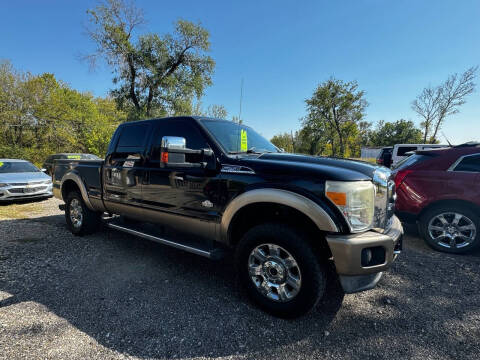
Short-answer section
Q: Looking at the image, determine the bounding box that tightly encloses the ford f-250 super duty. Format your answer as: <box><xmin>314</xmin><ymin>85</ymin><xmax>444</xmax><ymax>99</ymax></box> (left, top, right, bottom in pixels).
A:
<box><xmin>53</xmin><ymin>116</ymin><xmax>403</xmax><ymax>318</ymax></box>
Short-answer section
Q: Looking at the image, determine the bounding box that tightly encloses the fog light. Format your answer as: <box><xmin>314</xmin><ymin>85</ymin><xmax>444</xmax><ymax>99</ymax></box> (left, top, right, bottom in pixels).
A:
<box><xmin>361</xmin><ymin>248</ymin><xmax>373</xmax><ymax>266</ymax></box>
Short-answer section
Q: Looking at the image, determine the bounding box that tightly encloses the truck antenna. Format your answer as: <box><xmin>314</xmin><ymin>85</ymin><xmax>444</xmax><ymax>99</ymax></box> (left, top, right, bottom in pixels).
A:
<box><xmin>442</xmin><ymin>132</ymin><xmax>452</xmax><ymax>147</ymax></box>
<box><xmin>238</xmin><ymin>78</ymin><xmax>244</xmax><ymax>124</ymax></box>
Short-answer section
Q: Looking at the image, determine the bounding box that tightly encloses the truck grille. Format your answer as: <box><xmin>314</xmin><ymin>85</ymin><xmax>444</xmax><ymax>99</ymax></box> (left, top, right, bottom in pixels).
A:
<box><xmin>372</xmin><ymin>168</ymin><xmax>395</xmax><ymax>232</ymax></box>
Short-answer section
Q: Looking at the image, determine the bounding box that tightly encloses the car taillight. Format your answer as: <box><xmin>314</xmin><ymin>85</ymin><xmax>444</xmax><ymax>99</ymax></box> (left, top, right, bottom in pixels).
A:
<box><xmin>394</xmin><ymin>169</ymin><xmax>412</xmax><ymax>189</ymax></box>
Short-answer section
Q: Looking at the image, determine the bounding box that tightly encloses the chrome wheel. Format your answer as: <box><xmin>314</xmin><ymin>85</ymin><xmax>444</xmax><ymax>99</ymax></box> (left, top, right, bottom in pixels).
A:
<box><xmin>248</xmin><ymin>243</ymin><xmax>302</xmax><ymax>302</ymax></box>
<box><xmin>428</xmin><ymin>212</ymin><xmax>476</xmax><ymax>249</ymax></box>
<box><xmin>69</xmin><ymin>198</ymin><xmax>83</xmax><ymax>229</ymax></box>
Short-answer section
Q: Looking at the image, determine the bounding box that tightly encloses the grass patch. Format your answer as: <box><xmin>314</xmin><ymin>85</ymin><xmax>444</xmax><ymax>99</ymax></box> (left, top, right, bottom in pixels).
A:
<box><xmin>350</xmin><ymin>157</ymin><xmax>377</xmax><ymax>164</ymax></box>
<box><xmin>0</xmin><ymin>201</ymin><xmax>47</xmax><ymax>219</ymax></box>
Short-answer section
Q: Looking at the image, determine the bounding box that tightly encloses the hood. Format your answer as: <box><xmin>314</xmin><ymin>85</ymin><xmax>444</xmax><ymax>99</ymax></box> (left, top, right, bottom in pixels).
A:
<box><xmin>241</xmin><ymin>153</ymin><xmax>378</xmax><ymax>181</ymax></box>
<box><xmin>0</xmin><ymin>171</ymin><xmax>51</xmax><ymax>184</ymax></box>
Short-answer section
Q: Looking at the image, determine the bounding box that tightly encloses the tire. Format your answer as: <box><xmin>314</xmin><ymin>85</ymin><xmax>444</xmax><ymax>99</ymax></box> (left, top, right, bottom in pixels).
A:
<box><xmin>235</xmin><ymin>223</ymin><xmax>327</xmax><ymax>318</ymax></box>
<box><xmin>65</xmin><ymin>191</ymin><xmax>101</xmax><ymax>236</ymax></box>
<box><xmin>419</xmin><ymin>204</ymin><xmax>480</xmax><ymax>254</ymax></box>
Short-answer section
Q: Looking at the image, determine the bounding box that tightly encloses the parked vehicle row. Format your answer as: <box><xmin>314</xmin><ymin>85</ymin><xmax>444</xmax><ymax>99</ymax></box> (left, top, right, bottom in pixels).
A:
<box><xmin>2</xmin><ymin>120</ymin><xmax>478</xmax><ymax>317</ymax></box>
<box><xmin>0</xmin><ymin>153</ymin><xmax>101</xmax><ymax>202</ymax></box>
<box><xmin>377</xmin><ymin>144</ymin><xmax>449</xmax><ymax>168</ymax></box>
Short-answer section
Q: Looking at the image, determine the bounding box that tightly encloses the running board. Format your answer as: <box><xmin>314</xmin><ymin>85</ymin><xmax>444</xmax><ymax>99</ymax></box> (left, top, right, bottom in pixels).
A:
<box><xmin>104</xmin><ymin>221</ymin><xmax>224</xmax><ymax>260</ymax></box>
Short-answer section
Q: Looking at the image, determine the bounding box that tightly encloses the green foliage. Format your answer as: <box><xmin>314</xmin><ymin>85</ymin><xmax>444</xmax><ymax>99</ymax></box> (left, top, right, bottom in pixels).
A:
<box><xmin>270</xmin><ymin>79</ymin><xmax>425</xmax><ymax>157</ymax></box>
<box><xmin>0</xmin><ymin>60</ymin><xmax>125</xmax><ymax>166</ymax></box>
<box><xmin>85</xmin><ymin>0</ymin><xmax>215</xmax><ymax>120</ymax></box>
<box><xmin>271</xmin><ymin>132</ymin><xmax>295</xmax><ymax>153</ymax></box>
<box><xmin>304</xmin><ymin>78</ymin><xmax>367</xmax><ymax>157</ymax></box>
<box><xmin>231</xmin><ymin>116</ymin><xmax>243</xmax><ymax>124</ymax></box>
<box><xmin>369</xmin><ymin>119</ymin><xmax>423</xmax><ymax>146</ymax></box>
<box><xmin>205</xmin><ymin>104</ymin><xmax>228</xmax><ymax>119</ymax></box>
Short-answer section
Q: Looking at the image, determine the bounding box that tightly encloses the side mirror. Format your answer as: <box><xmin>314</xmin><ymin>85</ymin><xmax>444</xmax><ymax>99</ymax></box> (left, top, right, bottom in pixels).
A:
<box><xmin>41</xmin><ymin>168</ymin><xmax>47</xmax><ymax>173</ymax></box>
<box><xmin>160</xmin><ymin>136</ymin><xmax>214</xmax><ymax>169</ymax></box>
<box><xmin>161</xmin><ymin>136</ymin><xmax>187</xmax><ymax>165</ymax></box>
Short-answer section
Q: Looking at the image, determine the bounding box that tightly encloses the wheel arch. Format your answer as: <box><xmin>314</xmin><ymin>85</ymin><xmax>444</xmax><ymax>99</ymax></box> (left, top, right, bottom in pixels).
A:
<box><xmin>221</xmin><ymin>189</ymin><xmax>338</xmax><ymax>257</ymax></box>
<box><xmin>61</xmin><ymin>173</ymin><xmax>95</xmax><ymax>210</ymax></box>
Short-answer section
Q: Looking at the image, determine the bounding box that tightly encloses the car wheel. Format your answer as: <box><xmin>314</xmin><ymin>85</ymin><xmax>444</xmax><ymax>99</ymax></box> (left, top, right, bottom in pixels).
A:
<box><xmin>419</xmin><ymin>205</ymin><xmax>480</xmax><ymax>254</ymax></box>
<box><xmin>65</xmin><ymin>191</ymin><xmax>101</xmax><ymax>236</ymax></box>
<box><xmin>235</xmin><ymin>223</ymin><xmax>327</xmax><ymax>318</ymax></box>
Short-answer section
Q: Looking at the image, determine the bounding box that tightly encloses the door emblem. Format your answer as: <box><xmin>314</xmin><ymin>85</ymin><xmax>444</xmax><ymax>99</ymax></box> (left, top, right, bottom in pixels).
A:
<box><xmin>201</xmin><ymin>200</ymin><xmax>214</xmax><ymax>208</ymax></box>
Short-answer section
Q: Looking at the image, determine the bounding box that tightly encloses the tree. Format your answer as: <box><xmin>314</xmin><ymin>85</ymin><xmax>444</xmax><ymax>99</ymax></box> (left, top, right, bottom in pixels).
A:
<box><xmin>369</xmin><ymin>119</ymin><xmax>423</xmax><ymax>146</ymax></box>
<box><xmin>84</xmin><ymin>0</ymin><xmax>215</xmax><ymax>119</ymax></box>
<box><xmin>271</xmin><ymin>132</ymin><xmax>296</xmax><ymax>153</ymax></box>
<box><xmin>412</xmin><ymin>66</ymin><xmax>477</xmax><ymax>143</ymax></box>
<box><xmin>305</xmin><ymin>78</ymin><xmax>367</xmax><ymax>157</ymax></box>
<box><xmin>0</xmin><ymin>60</ymin><xmax>126</xmax><ymax>165</ymax></box>
<box><xmin>205</xmin><ymin>104</ymin><xmax>227</xmax><ymax>118</ymax></box>
<box><xmin>232</xmin><ymin>116</ymin><xmax>243</xmax><ymax>124</ymax></box>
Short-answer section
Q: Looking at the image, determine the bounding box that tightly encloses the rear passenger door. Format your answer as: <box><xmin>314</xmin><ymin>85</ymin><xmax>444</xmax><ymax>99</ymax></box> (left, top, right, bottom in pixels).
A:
<box><xmin>103</xmin><ymin>122</ymin><xmax>151</xmax><ymax>218</ymax></box>
<box><xmin>448</xmin><ymin>153</ymin><xmax>480</xmax><ymax>202</ymax></box>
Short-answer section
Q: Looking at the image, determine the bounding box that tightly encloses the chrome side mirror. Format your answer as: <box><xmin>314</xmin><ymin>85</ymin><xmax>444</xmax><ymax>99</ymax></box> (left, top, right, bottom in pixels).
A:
<box><xmin>161</xmin><ymin>136</ymin><xmax>186</xmax><ymax>165</ymax></box>
<box><xmin>160</xmin><ymin>136</ymin><xmax>215</xmax><ymax>169</ymax></box>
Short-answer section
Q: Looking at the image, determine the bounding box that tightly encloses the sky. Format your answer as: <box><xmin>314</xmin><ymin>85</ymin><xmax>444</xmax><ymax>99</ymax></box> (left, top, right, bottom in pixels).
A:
<box><xmin>1</xmin><ymin>0</ymin><xmax>479</xmax><ymax>144</ymax></box>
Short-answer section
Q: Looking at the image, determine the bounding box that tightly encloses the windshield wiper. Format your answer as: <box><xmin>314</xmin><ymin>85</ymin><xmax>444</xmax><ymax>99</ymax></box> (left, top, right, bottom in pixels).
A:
<box><xmin>228</xmin><ymin>147</ymin><xmax>264</xmax><ymax>155</ymax></box>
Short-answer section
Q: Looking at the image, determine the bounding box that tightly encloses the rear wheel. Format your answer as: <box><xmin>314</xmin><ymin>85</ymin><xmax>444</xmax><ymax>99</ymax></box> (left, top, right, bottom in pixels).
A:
<box><xmin>65</xmin><ymin>191</ymin><xmax>101</xmax><ymax>236</ymax></box>
<box><xmin>235</xmin><ymin>223</ymin><xmax>327</xmax><ymax>318</ymax></box>
<box><xmin>419</xmin><ymin>205</ymin><xmax>480</xmax><ymax>254</ymax></box>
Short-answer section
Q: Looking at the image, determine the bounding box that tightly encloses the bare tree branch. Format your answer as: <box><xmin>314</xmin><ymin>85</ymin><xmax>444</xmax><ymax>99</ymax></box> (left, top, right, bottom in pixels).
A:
<box><xmin>412</xmin><ymin>66</ymin><xmax>477</xmax><ymax>143</ymax></box>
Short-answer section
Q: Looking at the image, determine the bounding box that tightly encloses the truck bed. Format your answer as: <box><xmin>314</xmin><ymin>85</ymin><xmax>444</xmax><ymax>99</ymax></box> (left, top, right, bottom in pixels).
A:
<box><xmin>52</xmin><ymin>158</ymin><xmax>104</xmax><ymax>200</ymax></box>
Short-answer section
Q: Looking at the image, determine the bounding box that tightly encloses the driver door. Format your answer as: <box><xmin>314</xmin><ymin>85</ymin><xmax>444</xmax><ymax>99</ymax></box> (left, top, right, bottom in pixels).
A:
<box><xmin>142</xmin><ymin>118</ymin><xmax>221</xmax><ymax>237</ymax></box>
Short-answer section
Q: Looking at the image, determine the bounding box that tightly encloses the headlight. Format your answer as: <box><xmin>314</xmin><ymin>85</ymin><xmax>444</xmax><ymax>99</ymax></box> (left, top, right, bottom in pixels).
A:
<box><xmin>0</xmin><ymin>183</ymin><xmax>8</xmax><ymax>187</ymax></box>
<box><xmin>325</xmin><ymin>180</ymin><xmax>375</xmax><ymax>232</ymax></box>
<box><xmin>44</xmin><ymin>179</ymin><xmax>52</xmax><ymax>184</ymax></box>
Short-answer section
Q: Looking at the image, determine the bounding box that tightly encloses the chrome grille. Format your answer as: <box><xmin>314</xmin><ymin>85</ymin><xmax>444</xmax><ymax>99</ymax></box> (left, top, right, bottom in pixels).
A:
<box><xmin>372</xmin><ymin>168</ymin><xmax>395</xmax><ymax>232</ymax></box>
<box><xmin>9</xmin><ymin>186</ymin><xmax>48</xmax><ymax>194</ymax></box>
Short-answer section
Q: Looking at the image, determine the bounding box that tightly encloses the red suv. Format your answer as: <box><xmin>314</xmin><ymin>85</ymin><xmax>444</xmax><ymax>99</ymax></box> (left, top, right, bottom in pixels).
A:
<box><xmin>394</xmin><ymin>143</ymin><xmax>480</xmax><ymax>253</ymax></box>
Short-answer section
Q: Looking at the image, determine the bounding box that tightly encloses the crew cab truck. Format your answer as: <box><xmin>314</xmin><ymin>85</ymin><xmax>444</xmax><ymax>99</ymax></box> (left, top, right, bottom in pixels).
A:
<box><xmin>53</xmin><ymin>116</ymin><xmax>403</xmax><ymax>318</ymax></box>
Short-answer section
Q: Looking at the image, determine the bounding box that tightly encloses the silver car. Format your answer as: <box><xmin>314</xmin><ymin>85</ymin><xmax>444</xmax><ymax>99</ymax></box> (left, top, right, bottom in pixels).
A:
<box><xmin>0</xmin><ymin>159</ymin><xmax>53</xmax><ymax>201</ymax></box>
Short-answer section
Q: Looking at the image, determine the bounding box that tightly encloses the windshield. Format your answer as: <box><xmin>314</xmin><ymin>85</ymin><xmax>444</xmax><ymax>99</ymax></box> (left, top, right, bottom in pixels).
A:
<box><xmin>200</xmin><ymin>120</ymin><xmax>279</xmax><ymax>154</ymax></box>
<box><xmin>0</xmin><ymin>161</ymin><xmax>40</xmax><ymax>173</ymax></box>
<box><xmin>393</xmin><ymin>154</ymin><xmax>429</xmax><ymax>170</ymax></box>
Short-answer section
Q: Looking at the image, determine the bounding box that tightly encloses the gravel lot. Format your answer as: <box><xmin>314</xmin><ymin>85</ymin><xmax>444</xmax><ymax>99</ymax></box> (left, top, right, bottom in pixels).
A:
<box><xmin>0</xmin><ymin>198</ymin><xmax>479</xmax><ymax>360</ymax></box>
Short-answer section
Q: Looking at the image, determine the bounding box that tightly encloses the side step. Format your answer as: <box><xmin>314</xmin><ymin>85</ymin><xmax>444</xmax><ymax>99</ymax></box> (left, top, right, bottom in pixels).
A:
<box><xmin>104</xmin><ymin>219</ymin><xmax>225</xmax><ymax>260</ymax></box>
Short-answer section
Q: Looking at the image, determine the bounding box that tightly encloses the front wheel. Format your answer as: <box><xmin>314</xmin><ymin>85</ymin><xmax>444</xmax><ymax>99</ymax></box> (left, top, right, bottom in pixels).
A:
<box><xmin>419</xmin><ymin>205</ymin><xmax>480</xmax><ymax>254</ymax></box>
<box><xmin>235</xmin><ymin>223</ymin><xmax>327</xmax><ymax>318</ymax></box>
<box><xmin>65</xmin><ymin>191</ymin><xmax>101</xmax><ymax>236</ymax></box>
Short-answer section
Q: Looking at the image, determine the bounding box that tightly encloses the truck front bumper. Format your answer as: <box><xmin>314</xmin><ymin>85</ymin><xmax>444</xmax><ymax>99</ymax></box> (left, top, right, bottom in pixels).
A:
<box><xmin>326</xmin><ymin>215</ymin><xmax>403</xmax><ymax>293</ymax></box>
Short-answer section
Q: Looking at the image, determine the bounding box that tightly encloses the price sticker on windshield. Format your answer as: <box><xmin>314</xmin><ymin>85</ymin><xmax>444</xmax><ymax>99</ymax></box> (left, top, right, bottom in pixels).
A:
<box><xmin>240</xmin><ymin>129</ymin><xmax>248</xmax><ymax>152</ymax></box>
<box><xmin>67</xmin><ymin>155</ymin><xmax>82</xmax><ymax>160</ymax></box>
<box><xmin>0</xmin><ymin>162</ymin><xmax>3</xmax><ymax>167</ymax></box>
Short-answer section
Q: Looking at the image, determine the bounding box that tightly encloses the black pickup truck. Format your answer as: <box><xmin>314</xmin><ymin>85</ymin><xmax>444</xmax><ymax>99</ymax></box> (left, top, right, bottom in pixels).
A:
<box><xmin>53</xmin><ymin>116</ymin><xmax>402</xmax><ymax>317</ymax></box>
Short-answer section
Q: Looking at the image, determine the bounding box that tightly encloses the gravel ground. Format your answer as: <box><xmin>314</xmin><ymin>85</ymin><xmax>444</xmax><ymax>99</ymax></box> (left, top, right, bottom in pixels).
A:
<box><xmin>0</xmin><ymin>198</ymin><xmax>479</xmax><ymax>360</ymax></box>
